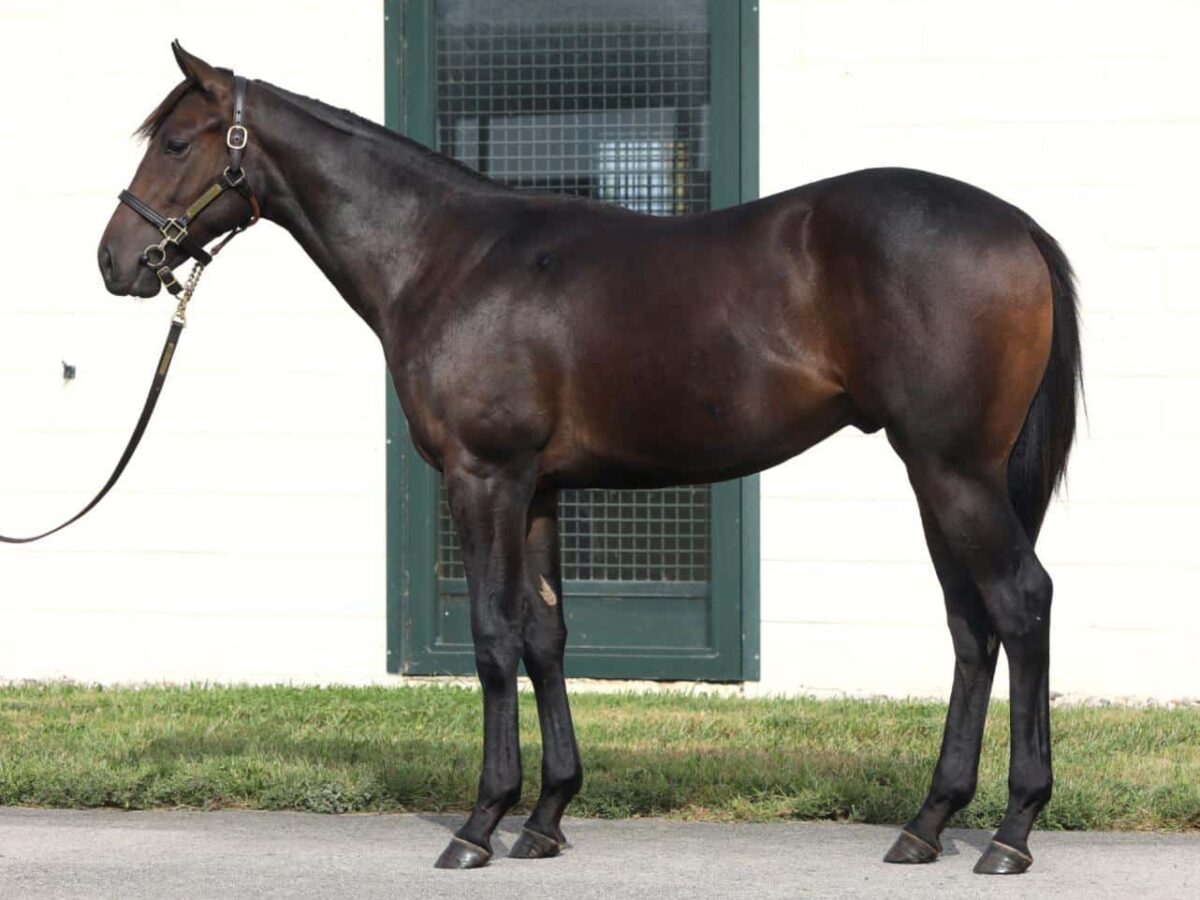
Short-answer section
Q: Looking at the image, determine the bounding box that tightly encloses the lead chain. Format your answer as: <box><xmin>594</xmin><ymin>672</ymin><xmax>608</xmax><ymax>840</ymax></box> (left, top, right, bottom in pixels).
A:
<box><xmin>172</xmin><ymin>261</ymin><xmax>206</xmax><ymax>327</ymax></box>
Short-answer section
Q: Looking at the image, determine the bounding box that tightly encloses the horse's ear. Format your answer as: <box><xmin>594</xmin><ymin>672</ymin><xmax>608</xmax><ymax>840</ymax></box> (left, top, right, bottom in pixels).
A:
<box><xmin>171</xmin><ymin>40</ymin><xmax>224</xmax><ymax>96</ymax></box>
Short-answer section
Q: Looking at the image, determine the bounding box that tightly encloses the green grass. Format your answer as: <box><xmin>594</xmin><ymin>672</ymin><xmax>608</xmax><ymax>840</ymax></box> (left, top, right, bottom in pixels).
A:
<box><xmin>0</xmin><ymin>683</ymin><xmax>1196</xmax><ymax>831</ymax></box>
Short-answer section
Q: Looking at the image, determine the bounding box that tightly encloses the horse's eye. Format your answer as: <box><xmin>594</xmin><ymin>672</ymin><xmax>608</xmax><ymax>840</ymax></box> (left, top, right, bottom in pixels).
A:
<box><xmin>164</xmin><ymin>138</ymin><xmax>190</xmax><ymax>155</ymax></box>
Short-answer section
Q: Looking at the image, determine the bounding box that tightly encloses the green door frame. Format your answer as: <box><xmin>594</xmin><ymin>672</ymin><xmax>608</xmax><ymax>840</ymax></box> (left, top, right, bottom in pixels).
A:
<box><xmin>384</xmin><ymin>0</ymin><xmax>760</xmax><ymax>680</ymax></box>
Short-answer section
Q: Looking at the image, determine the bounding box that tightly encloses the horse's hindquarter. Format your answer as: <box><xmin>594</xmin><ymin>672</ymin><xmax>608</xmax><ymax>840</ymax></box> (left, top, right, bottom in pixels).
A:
<box><xmin>541</xmin><ymin>198</ymin><xmax>852</xmax><ymax>487</ymax></box>
<box><xmin>803</xmin><ymin>168</ymin><xmax>1055</xmax><ymax>466</ymax></box>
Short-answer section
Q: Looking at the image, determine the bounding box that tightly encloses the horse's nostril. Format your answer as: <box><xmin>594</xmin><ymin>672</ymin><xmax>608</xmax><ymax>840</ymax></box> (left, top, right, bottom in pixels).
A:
<box><xmin>98</xmin><ymin>245</ymin><xmax>115</xmax><ymax>282</ymax></box>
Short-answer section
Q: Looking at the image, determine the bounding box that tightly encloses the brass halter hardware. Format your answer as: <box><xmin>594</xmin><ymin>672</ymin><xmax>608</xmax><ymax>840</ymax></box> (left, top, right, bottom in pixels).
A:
<box><xmin>118</xmin><ymin>73</ymin><xmax>259</xmax><ymax>315</ymax></box>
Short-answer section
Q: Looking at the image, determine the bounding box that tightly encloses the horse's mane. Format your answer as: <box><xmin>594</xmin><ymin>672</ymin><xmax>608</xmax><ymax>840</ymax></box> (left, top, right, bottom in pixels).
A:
<box><xmin>134</xmin><ymin>74</ymin><xmax>504</xmax><ymax>189</ymax></box>
<box><xmin>257</xmin><ymin>82</ymin><xmax>395</xmax><ymax>143</ymax></box>
<box><xmin>258</xmin><ymin>81</ymin><xmax>503</xmax><ymax>188</ymax></box>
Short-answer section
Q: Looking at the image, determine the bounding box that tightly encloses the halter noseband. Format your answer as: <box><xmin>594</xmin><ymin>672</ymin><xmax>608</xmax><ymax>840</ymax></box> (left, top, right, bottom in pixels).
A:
<box><xmin>118</xmin><ymin>74</ymin><xmax>259</xmax><ymax>297</ymax></box>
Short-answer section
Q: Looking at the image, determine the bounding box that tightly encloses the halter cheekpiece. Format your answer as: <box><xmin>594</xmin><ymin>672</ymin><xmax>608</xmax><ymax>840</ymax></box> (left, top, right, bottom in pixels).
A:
<box><xmin>118</xmin><ymin>73</ymin><xmax>259</xmax><ymax>301</ymax></box>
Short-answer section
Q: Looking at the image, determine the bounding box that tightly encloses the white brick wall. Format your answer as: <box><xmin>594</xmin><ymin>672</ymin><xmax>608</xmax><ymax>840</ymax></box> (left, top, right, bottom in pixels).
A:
<box><xmin>1</xmin><ymin>1</ymin><xmax>1196</xmax><ymax>699</ymax></box>
<box><xmin>756</xmin><ymin>0</ymin><xmax>1200</xmax><ymax>700</ymax></box>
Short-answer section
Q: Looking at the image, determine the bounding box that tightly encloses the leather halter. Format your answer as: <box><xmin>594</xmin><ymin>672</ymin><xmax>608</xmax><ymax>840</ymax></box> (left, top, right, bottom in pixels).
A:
<box><xmin>118</xmin><ymin>74</ymin><xmax>259</xmax><ymax>295</ymax></box>
<box><xmin>0</xmin><ymin>75</ymin><xmax>259</xmax><ymax>544</ymax></box>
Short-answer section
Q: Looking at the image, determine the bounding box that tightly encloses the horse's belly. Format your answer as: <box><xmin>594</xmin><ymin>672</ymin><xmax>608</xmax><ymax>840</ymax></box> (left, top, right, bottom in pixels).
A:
<box><xmin>541</xmin><ymin>362</ymin><xmax>851</xmax><ymax>489</ymax></box>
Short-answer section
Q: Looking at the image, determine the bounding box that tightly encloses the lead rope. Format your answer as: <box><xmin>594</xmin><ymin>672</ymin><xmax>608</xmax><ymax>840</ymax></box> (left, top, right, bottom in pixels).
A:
<box><xmin>1</xmin><ymin>73</ymin><xmax>256</xmax><ymax>544</ymax></box>
<box><xmin>0</xmin><ymin>306</ymin><xmax>192</xmax><ymax>544</ymax></box>
<box><xmin>0</xmin><ymin>232</ymin><xmax>255</xmax><ymax>543</ymax></box>
<box><xmin>0</xmin><ymin>201</ymin><xmax>263</xmax><ymax>542</ymax></box>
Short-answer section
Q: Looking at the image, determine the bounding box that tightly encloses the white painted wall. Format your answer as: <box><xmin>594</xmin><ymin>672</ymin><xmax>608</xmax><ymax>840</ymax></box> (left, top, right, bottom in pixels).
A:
<box><xmin>756</xmin><ymin>0</ymin><xmax>1200</xmax><ymax>701</ymax></box>
<box><xmin>1</xmin><ymin>1</ymin><xmax>1197</xmax><ymax>699</ymax></box>
<box><xmin>0</xmin><ymin>1</ymin><xmax>389</xmax><ymax>683</ymax></box>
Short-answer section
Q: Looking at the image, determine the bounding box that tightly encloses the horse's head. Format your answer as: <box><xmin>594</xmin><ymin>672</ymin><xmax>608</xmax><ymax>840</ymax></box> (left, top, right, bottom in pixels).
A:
<box><xmin>99</xmin><ymin>42</ymin><xmax>257</xmax><ymax>298</ymax></box>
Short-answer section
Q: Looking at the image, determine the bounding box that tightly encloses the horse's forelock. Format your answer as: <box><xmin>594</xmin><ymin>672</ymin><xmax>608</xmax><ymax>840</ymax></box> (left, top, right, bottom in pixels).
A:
<box><xmin>135</xmin><ymin>78</ymin><xmax>197</xmax><ymax>142</ymax></box>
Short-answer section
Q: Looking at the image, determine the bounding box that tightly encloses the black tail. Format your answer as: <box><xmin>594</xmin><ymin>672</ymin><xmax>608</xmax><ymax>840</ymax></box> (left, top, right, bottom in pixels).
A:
<box><xmin>1007</xmin><ymin>220</ymin><xmax>1083</xmax><ymax>542</ymax></box>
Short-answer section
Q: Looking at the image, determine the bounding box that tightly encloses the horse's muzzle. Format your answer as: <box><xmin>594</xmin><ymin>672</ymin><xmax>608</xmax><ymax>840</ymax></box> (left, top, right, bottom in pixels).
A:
<box><xmin>98</xmin><ymin>243</ymin><xmax>160</xmax><ymax>298</ymax></box>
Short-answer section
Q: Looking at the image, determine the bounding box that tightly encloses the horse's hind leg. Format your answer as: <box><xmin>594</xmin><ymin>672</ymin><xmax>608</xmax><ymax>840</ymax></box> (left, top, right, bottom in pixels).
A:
<box><xmin>901</xmin><ymin>459</ymin><xmax>1053</xmax><ymax>875</ymax></box>
<box><xmin>509</xmin><ymin>488</ymin><xmax>583</xmax><ymax>859</ymax></box>
<box><xmin>885</xmin><ymin>497</ymin><xmax>999</xmax><ymax>864</ymax></box>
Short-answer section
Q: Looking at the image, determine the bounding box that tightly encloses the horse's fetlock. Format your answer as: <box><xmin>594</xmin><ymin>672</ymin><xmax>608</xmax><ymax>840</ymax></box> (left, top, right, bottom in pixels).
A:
<box><xmin>935</xmin><ymin>779</ymin><xmax>977</xmax><ymax>814</ymax></box>
<box><xmin>544</xmin><ymin>758</ymin><xmax>584</xmax><ymax>800</ymax></box>
<box><xmin>484</xmin><ymin>777</ymin><xmax>523</xmax><ymax>812</ymax></box>
<box><xmin>1010</xmin><ymin>773</ymin><xmax>1053</xmax><ymax>811</ymax></box>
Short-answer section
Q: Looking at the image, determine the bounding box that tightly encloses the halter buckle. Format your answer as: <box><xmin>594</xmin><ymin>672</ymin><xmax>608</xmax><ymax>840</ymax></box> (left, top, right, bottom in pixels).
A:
<box><xmin>226</xmin><ymin>125</ymin><xmax>248</xmax><ymax>150</ymax></box>
<box><xmin>156</xmin><ymin>266</ymin><xmax>181</xmax><ymax>294</ymax></box>
<box><xmin>160</xmin><ymin>218</ymin><xmax>188</xmax><ymax>245</ymax></box>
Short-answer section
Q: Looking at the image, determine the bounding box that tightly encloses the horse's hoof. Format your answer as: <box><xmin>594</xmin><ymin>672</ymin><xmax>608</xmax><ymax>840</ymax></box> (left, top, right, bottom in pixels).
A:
<box><xmin>973</xmin><ymin>840</ymin><xmax>1033</xmax><ymax>875</ymax></box>
<box><xmin>508</xmin><ymin>826</ymin><xmax>564</xmax><ymax>859</ymax></box>
<box><xmin>434</xmin><ymin>836</ymin><xmax>492</xmax><ymax>869</ymax></box>
<box><xmin>883</xmin><ymin>829</ymin><xmax>941</xmax><ymax>864</ymax></box>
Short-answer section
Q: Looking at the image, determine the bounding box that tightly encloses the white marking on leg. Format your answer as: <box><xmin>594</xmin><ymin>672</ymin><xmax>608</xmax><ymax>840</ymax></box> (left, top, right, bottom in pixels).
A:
<box><xmin>538</xmin><ymin>576</ymin><xmax>558</xmax><ymax>607</ymax></box>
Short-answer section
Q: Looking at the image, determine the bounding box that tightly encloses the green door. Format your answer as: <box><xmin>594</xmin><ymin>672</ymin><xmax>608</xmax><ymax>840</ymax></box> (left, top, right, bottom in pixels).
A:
<box><xmin>385</xmin><ymin>0</ymin><xmax>759</xmax><ymax>680</ymax></box>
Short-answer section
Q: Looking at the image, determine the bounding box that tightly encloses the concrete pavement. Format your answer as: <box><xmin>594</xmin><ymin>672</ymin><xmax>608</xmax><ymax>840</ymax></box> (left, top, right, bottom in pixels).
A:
<box><xmin>1</xmin><ymin>808</ymin><xmax>1196</xmax><ymax>899</ymax></box>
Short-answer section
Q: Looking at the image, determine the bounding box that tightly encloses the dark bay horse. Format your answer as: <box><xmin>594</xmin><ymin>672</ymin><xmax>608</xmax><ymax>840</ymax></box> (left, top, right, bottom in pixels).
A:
<box><xmin>98</xmin><ymin>45</ymin><xmax>1081</xmax><ymax>875</ymax></box>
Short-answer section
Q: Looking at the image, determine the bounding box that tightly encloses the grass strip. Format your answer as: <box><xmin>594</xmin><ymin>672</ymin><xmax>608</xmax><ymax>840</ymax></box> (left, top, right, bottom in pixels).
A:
<box><xmin>0</xmin><ymin>683</ymin><xmax>1196</xmax><ymax>831</ymax></box>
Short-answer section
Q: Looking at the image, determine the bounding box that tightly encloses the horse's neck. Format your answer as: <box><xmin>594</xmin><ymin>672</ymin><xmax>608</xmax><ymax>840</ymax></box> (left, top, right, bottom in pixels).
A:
<box><xmin>250</xmin><ymin>82</ymin><xmax>503</xmax><ymax>336</ymax></box>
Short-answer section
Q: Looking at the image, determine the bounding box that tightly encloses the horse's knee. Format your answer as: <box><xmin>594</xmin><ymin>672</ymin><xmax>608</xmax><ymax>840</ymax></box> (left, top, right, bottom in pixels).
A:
<box><xmin>522</xmin><ymin>592</ymin><xmax>567</xmax><ymax>675</ymax></box>
<box><xmin>523</xmin><ymin>625</ymin><xmax>566</xmax><ymax>677</ymax></box>
<box><xmin>473</xmin><ymin>629</ymin><xmax>522</xmax><ymax>687</ymax></box>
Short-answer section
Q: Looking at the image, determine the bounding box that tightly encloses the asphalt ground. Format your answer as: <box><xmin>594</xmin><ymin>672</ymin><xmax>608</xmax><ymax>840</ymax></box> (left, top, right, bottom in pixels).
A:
<box><xmin>1</xmin><ymin>809</ymin><xmax>1196</xmax><ymax>899</ymax></box>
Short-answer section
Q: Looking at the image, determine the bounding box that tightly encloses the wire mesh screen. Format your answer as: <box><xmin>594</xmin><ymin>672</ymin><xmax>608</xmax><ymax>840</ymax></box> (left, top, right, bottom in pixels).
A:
<box><xmin>436</xmin><ymin>0</ymin><xmax>710</xmax><ymax>212</ymax></box>
<box><xmin>434</xmin><ymin>0</ymin><xmax>713</xmax><ymax>584</ymax></box>
<box><xmin>438</xmin><ymin>486</ymin><xmax>711</xmax><ymax>583</ymax></box>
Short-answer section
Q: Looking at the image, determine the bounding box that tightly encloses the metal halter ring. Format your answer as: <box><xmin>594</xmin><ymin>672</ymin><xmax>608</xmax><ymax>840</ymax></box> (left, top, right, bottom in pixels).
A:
<box><xmin>223</xmin><ymin>166</ymin><xmax>246</xmax><ymax>187</ymax></box>
<box><xmin>142</xmin><ymin>243</ymin><xmax>168</xmax><ymax>268</ymax></box>
<box><xmin>226</xmin><ymin>124</ymin><xmax>248</xmax><ymax>150</ymax></box>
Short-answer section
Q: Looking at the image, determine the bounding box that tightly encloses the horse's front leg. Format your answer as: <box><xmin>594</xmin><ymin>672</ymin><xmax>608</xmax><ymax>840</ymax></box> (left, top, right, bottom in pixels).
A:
<box><xmin>434</xmin><ymin>457</ymin><xmax>536</xmax><ymax>870</ymax></box>
<box><xmin>509</xmin><ymin>488</ymin><xmax>583</xmax><ymax>859</ymax></box>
